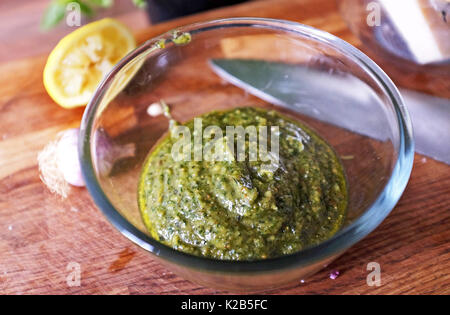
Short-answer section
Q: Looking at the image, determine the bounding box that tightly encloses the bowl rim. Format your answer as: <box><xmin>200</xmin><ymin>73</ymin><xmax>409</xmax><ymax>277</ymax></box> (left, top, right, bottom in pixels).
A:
<box><xmin>79</xmin><ymin>17</ymin><xmax>414</xmax><ymax>273</ymax></box>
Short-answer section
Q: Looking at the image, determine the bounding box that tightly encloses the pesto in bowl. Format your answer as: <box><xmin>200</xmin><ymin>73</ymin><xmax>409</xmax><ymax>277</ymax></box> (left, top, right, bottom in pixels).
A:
<box><xmin>138</xmin><ymin>107</ymin><xmax>347</xmax><ymax>260</ymax></box>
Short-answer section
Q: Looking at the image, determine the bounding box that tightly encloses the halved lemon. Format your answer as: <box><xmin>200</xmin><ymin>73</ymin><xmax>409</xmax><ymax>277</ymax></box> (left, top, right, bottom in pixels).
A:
<box><xmin>43</xmin><ymin>18</ymin><xmax>136</xmax><ymax>108</ymax></box>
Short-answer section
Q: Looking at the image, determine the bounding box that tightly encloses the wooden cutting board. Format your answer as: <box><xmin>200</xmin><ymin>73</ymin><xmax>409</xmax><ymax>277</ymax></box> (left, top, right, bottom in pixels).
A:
<box><xmin>0</xmin><ymin>0</ymin><xmax>449</xmax><ymax>295</ymax></box>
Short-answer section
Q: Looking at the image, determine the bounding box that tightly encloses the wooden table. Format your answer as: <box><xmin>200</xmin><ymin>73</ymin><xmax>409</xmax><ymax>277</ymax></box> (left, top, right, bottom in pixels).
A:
<box><xmin>0</xmin><ymin>0</ymin><xmax>449</xmax><ymax>295</ymax></box>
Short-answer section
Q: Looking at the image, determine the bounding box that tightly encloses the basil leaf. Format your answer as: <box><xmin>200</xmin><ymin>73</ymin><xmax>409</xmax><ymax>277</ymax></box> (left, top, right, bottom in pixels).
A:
<box><xmin>87</xmin><ymin>0</ymin><xmax>114</xmax><ymax>8</ymax></box>
<box><xmin>76</xmin><ymin>1</ymin><xmax>94</xmax><ymax>16</ymax></box>
<box><xmin>132</xmin><ymin>0</ymin><xmax>147</xmax><ymax>8</ymax></box>
<box><xmin>41</xmin><ymin>1</ymin><xmax>66</xmax><ymax>30</ymax></box>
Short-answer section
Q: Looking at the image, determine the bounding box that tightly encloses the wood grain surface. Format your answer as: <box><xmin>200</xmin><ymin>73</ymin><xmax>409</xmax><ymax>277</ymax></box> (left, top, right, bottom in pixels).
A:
<box><xmin>0</xmin><ymin>0</ymin><xmax>449</xmax><ymax>295</ymax></box>
<box><xmin>0</xmin><ymin>0</ymin><xmax>149</xmax><ymax>63</ymax></box>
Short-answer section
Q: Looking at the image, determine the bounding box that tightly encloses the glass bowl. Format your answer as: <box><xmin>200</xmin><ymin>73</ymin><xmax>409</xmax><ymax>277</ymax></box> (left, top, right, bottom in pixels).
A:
<box><xmin>338</xmin><ymin>0</ymin><xmax>450</xmax><ymax>98</ymax></box>
<box><xmin>79</xmin><ymin>18</ymin><xmax>414</xmax><ymax>292</ymax></box>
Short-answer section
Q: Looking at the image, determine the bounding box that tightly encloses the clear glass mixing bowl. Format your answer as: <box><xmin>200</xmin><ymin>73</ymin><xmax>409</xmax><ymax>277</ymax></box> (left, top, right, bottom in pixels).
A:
<box><xmin>79</xmin><ymin>18</ymin><xmax>414</xmax><ymax>291</ymax></box>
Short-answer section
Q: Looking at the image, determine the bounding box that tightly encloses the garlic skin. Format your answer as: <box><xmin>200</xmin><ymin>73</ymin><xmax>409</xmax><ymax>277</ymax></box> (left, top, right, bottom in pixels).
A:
<box><xmin>56</xmin><ymin>128</ymin><xmax>85</xmax><ymax>187</ymax></box>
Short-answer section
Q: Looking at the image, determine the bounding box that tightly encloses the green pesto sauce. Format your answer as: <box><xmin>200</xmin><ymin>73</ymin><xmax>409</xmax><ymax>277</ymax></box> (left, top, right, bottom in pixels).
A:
<box><xmin>138</xmin><ymin>107</ymin><xmax>347</xmax><ymax>260</ymax></box>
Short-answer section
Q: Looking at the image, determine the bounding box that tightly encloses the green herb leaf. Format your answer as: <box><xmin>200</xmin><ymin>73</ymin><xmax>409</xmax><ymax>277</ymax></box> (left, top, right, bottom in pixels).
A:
<box><xmin>76</xmin><ymin>1</ymin><xmax>94</xmax><ymax>16</ymax></box>
<box><xmin>87</xmin><ymin>0</ymin><xmax>114</xmax><ymax>8</ymax></box>
<box><xmin>41</xmin><ymin>0</ymin><xmax>95</xmax><ymax>30</ymax></box>
<box><xmin>41</xmin><ymin>0</ymin><xmax>140</xmax><ymax>30</ymax></box>
<box><xmin>41</xmin><ymin>1</ymin><xmax>66</xmax><ymax>30</ymax></box>
<box><xmin>132</xmin><ymin>0</ymin><xmax>147</xmax><ymax>9</ymax></box>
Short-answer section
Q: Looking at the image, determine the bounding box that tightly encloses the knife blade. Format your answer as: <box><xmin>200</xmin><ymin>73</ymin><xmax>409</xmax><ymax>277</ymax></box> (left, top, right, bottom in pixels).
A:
<box><xmin>210</xmin><ymin>59</ymin><xmax>450</xmax><ymax>164</ymax></box>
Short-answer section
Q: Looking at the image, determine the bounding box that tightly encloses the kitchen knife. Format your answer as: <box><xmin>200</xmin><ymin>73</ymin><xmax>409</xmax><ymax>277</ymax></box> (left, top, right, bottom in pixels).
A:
<box><xmin>210</xmin><ymin>59</ymin><xmax>450</xmax><ymax>164</ymax></box>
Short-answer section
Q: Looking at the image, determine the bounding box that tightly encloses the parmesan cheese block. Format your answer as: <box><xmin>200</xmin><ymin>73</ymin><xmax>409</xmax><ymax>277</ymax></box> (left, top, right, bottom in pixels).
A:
<box><xmin>379</xmin><ymin>0</ymin><xmax>449</xmax><ymax>64</ymax></box>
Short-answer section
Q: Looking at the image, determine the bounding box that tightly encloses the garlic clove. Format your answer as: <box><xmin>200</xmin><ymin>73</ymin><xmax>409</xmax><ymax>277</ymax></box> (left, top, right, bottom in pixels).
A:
<box><xmin>56</xmin><ymin>128</ymin><xmax>85</xmax><ymax>187</ymax></box>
